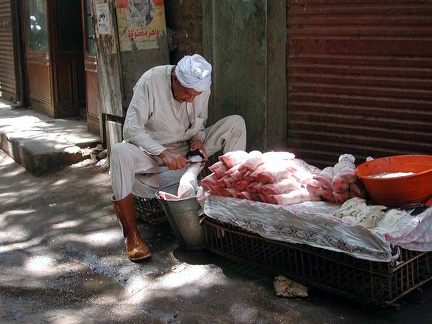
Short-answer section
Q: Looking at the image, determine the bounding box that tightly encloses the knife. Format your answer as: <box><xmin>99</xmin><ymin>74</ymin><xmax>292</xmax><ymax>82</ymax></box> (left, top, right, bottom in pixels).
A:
<box><xmin>410</xmin><ymin>196</ymin><xmax>432</xmax><ymax>216</ymax></box>
<box><xmin>157</xmin><ymin>159</ymin><xmax>208</xmax><ymax>167</ymax></box>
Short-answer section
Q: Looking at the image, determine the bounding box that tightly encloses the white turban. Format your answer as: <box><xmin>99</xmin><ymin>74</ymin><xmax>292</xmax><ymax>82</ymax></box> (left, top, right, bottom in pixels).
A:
<box><xmin>175</xmin><ymin>54</ymin><xmax>212</xmax><ymax>92</ymax></box>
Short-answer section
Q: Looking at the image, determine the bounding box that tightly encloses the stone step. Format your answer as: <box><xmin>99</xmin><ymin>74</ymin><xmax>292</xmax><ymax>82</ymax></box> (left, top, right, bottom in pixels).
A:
<box><xmin>0</xmin><ymin>104</ymin><xmax>101</xmax><ymax>176</ymax></box>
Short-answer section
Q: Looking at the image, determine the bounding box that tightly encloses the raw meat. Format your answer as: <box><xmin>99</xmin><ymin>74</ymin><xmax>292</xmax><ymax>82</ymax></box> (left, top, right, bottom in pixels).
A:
<box><xmin>332</xmin><ymin>154</ymin><xmax>357</xmax><ymax>183</ymax></box>
<box><xmin>313</xmin><ymin>154</ymin><xmax>363</xmax><ymax>204</ymax></box>
<box><xmin>285</xmin><ymin>158</ymin><xmax>321</xmax><ymax>185</ymax></box>
<box><xmin>238</xmin><ymin>150</ymin><xmax>264</xmax><ymax>173</ymax></box>
<box><xmin>246</xmin><ymin>181</ymin><xmax>261</xmax><ymax>193</ymax></box>
<box><xmin>332</xmin><ymin>190</ymin><xmax>350</xmax><ymax>204</ymax></box>
<box><xmin>219</xmin><ymin>150</ymin><xmax>249</xmax><ymax>168</ymax></box>
<box><xmin>313</xmin><ymin>167</ymin><xmax>334</xmax><ymax>190</ymax></box>
<box><xmin>237</xmin><ymin>191</ymin><xmax>253</xmax><ymax>200</ymax></box>
<box><xmin>262</xmin><ymin>151</ymin><xmax>295</xmax><ymax>162</ymax></box>
<box><xmin>158</xmin><ymin>191</ymin><xmax>180</xmax><ymax>200</ymax></box>
<box><xmin>225</xmin><ymin>164</ymin><xmax>246</xmax><ymax>181</ymax></box>
<box><xmin>266</xmin><ymin>190</ymin><xmax>320</xmax><ymax>205</ymax></box>
<box><xmin>331</xmin><ymin>175</ymin><xmax>349</xmax><ymax>193</ymax></box>
<box><xmin>305</xmin><ymin>184</ymin><xmax>324</xmax><ymax>197</ymax></box>
<box><xmin>235</xmin><ymin>179</ymin><xmax>253</xmax><ymax>192</ymax></box>
<box><xmin>208</xmin><ymin>161</ymin><xmax>228</xmax><ymax>178</ymax></box>
<box><xmin>243</xmin><ymin>170</ymin><xmax>255</xmax><ymax>182</ymax></box>
<box><xmin>200</xmin><ymin>149</ymin><xmax>323</xmax><ymax>205</ymax></box>
<box><xmin>200</xmin><ymin>173</ymin><xmax>219</xmax><ymax>190</ymax></box>
<box><xmin>349</xmin><ymin>180</ymin><xmax>366</xmax><ymax>198</ymax></box>
<box><xmin>177</xmin><ymin>163</ymin><xmax>201</xmax><ymax>198</ymax></box>
<box><xmin>258</xmin><ymin>177</ymin><xmax>301</xmax><ymax>195</ymax></box>
<box><xmin>321</xmin><ymin>189</ymin><xmax>336</xmax><ymax>202</ymax></box>
<box><xmin>249</xmin><ymin>160</ymin><xmax>290</xmax><ymax>184</ymax></box>
<box><xmin>216</xmin><ymin>175</ymin><xmax>237</xmax><ymax>188</ymax></box>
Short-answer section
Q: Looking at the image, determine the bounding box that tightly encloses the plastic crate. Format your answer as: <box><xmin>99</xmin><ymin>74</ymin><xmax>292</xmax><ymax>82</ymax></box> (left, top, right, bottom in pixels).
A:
<box><xmin>202</xmin><ymin>217</ymin><xmax>432</xmax><ymax>306</ymax></box>
<box><xmin>133</xmin><ymin>196</ymin><xmax>167</xmax><ymax>225</ymax></box>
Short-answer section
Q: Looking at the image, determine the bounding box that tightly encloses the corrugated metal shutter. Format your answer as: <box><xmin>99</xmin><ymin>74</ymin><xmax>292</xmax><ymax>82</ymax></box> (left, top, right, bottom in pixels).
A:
<box><xmin>287</xmin><ymin>0</ymin><xmax>432</xmax><ymax>168</ymax></box>
<box><xmin>0</xmin><ymin>0</ymin><xmax>18</xmax><ymax>103</ymax></box>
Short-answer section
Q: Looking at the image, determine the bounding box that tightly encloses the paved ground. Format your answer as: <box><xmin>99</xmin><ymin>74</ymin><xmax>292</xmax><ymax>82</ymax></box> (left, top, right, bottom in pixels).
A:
<box><xmin>1</xmin><ymin>103</ymin><xmax>432</xmax><ymax>323</ymax></box>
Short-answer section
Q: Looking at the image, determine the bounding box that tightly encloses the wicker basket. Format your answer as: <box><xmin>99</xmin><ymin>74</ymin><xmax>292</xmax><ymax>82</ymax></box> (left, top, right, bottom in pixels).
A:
<box><xmin>133</xmin><ymin>196</ymin><xmax>167</xmax><ymax>225</ymax></box>
<box><xmin>202</xmin><ymin>217</ymin><xmax>432</xmax><ymax>306</ymax></box>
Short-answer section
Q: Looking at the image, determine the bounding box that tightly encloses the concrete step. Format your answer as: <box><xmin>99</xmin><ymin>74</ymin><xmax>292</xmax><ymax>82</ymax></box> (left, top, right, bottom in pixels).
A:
<box><xmin>0</xmin><ymin>103</ymin><xmax>101</xmax><ymax>176</ymax></box>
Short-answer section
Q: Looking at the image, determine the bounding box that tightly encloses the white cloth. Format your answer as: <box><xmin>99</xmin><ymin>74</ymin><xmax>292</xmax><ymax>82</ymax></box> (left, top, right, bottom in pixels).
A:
<box><xmin>175</xmin><ymin>54</ymin><xmax>212</xmax><ymax>92</ymax></box>
<box><xmin>111</xmin><ymin>64</ymin><xmax>246</xmax><ymax>199</ymax></box>
<box><xmin>333</xmin><ymin>197</ymin><xmax>388</xmax><ymax>228</ymax></box>
<box><xmin>375</xmin><ymin>208</ymin><xmax>407</xmax><ymax>233</ymax></box>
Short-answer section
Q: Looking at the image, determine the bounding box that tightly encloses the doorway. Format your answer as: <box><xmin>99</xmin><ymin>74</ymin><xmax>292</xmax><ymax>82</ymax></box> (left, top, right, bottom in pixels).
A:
<box><xmin>21</xmin><ymin>0</ymin><xmax>85</xmax><ymax>119</ymax></box>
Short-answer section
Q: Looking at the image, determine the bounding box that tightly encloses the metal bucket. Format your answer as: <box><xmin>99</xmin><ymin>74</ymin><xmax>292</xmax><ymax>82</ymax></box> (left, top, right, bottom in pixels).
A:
<box><xmin>156</xmin><ymin>184</ymin><xmax>206</xmax><ymax>251</ymax></box>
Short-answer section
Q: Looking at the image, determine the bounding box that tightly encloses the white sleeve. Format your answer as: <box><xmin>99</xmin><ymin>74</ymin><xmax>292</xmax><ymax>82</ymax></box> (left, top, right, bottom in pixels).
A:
<box><xmin>123</xmin><ymin>81</ymin><xmax>166</xmax><ymax>155</ymax></box>
<box><xmin>189</xmin><ymin>89</ymin><xmax>210</xmax><ymax>144</ymax></box>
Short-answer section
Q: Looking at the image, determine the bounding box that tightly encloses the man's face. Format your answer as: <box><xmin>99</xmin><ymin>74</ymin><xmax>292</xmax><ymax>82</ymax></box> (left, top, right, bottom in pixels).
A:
<box><xmin>133</xmin><ymin>0</ymin><xmax>146</xmax><ymax>11</ymax></box>
<box><xmin>172</xmin><ymin>75</ymin><xmax>202</xmax><ymax>103</ymax></box>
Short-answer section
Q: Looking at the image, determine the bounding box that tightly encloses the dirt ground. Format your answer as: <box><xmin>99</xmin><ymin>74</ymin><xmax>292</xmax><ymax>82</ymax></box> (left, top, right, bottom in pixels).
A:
<box><xmin>1</xmin><ymin>149</ymin><xmax>432</xmax><ymax>324</ymax></box>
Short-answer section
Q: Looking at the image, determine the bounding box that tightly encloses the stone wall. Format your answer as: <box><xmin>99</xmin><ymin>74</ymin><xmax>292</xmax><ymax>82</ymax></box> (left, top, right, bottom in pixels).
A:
<box><xmin>165</xmin><ymin>0</ymin><xmax>203</xmax><ymax>64</ymax></box>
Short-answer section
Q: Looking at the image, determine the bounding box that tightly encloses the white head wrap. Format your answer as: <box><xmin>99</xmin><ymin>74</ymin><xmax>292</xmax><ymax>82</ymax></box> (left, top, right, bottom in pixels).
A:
<box><xmin>175</xmin><ymin>54</ymin><xmax>212</xmax><ymax>92</ymax></box>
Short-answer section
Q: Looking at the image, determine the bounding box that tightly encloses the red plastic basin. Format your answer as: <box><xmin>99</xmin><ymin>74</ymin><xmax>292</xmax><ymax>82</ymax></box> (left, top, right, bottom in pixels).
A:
<box><xmin>354</xmin><ymin>155</ymin><xmax>432</xmax><ymax>207</ymax></box>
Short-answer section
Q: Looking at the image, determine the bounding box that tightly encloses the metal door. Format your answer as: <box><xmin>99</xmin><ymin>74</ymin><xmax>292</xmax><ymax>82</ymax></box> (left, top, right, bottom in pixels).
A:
<box><xmin>287</xmin><ymin>0</ymin><xmax>432</xmax><ymax>168</ymax></box>
<box><xmin>0</xmin><ymin>0</ymin><xmax>21</xmax><ymax>104</ymax></box>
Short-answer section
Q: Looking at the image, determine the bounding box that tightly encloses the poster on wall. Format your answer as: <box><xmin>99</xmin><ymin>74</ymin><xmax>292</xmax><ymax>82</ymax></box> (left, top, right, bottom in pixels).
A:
<box><xmin>115</xmin><ymin>0</ymin><xmax>167</xmax><ymax>51</ymax></box>
<box><xmin>96</xmin><ymin>3</ymin><xmax>111</xmax><ymax>35</ymax></box>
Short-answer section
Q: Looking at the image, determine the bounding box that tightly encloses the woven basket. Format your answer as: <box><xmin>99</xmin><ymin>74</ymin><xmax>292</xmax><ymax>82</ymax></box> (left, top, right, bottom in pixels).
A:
<box><xmin>133</xmin><ymin>196</ymin><xmax>167</xmax><ymax>225</ymax></box>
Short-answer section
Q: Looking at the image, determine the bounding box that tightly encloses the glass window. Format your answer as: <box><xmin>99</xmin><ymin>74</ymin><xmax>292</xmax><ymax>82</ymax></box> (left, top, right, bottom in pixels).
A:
<box><xmin>26</xmin><ymin>0</ymin><xmax>48</xmax><ymax>52</ymax></box>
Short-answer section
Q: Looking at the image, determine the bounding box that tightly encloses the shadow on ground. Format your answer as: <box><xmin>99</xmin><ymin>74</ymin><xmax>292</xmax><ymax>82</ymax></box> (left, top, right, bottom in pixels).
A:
<box><xmin>2</xmin><ymin>151</ymin><xmax>432</xmax><ymax>323</ymax></box>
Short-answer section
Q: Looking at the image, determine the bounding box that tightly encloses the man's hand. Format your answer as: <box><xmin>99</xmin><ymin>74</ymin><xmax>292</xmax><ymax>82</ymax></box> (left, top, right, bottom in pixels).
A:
<box><xmin>189</xmin><ymin>140</ymin><xmax>208</xmax><ymax>162</ymax></box>
<box><xmin>159</xmin><ymin>150</ymin><xmax>188</xmax><ymax>170</ymax></box>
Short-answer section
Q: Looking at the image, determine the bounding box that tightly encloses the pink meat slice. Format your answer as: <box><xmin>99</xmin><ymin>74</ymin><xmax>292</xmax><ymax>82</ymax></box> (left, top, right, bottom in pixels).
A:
<box><xmin>259</xmin><ymin>178</ymin><xmax>301</xmax><ymax>195</ymax></box>
<box><xmin>238</xmin><ymin>150</ymin><xmax>264</xmax><ymax>173</ymax></box>
<box><xmin>219</xmin><ymin>150</ymin><xmax>249</xmax><ymax>168</ymax></box>
<box><xmin>243</xmin><ymin>170</ymin><xmax>255</xmax><ymax>182</ymax></box>
<box><xmin>285</xmin><ymin>158</ymin><xmax>321</xmax><ymax>185</ymax></box>
<box><xmin>216</xmin><ymin>175</ymin><xmax>229</xmax><ymax>188</ymax></box>
<box><xmin>349</xmin><ymin>180</ymin><xmax>366</xmax><ymax>198</ymax></box>
<box><xmin>331</xmin><ymin>175</ymin><xmax>349</xmax><ymax>193</ymax></box>
<box><xmin>306</xmin><ymin>183</ymin><xmax>324</xmax><ymax>197</ymax></box>
<box><xmin>225</xmin><ymin>164</ymin><xmax>245</xmax><ymax>181</ymax></box>
<box><xmin>224</xmin><ymin>188</ymin><xmax>239</xmax><ymax>197</ymax></box>
<box><xmin>208</xmin><ymin>161</ymin><xmax>229</xmax><ymax>178</ymax></box>
<box><xmin>217</xmin><ymin>175</ymin><xmax>236</xmax><ymax>188</ymax></box>
<box><xmin>332</xmin><ymin>190</ymin><xmax>350</xmax><ymax>204</ymax></box>
<box><xmin>200</xmin><ymin>173</ymin><xmax>219</xmax><ymax>190</ymax></box>
<box><xmin>235</xmin><ymin>179</ymin><xmax>253</xmax><ymax>192</ymax></box>
<box><xmin>320</xmin><ymin>189</ymin><xmax>336</xmax><ymax>202</ymax></box>
<box><xmin>313</xmin><ymin>166</ymin><xmax>334</xmax><ymax>190</ymax></box>
<box><xmin>266</xmin><ymin>190</ymin><xmax>320</xmax><ymax>205</ymax></box>
<box><xmin>333</xmin><ymin>154</ymin><xmax>357</xmax><ymax>183</ymax></box>
<box><xmin>249</xmin><ymin>161</ymin><xmax>290</xmax><ymax>184</ymax></box>
<box><xmin>158</xmin><ymin>191</ymin><xmax>180</xmax><ymax>200</ymax></box>
<box><xmin>212</xmin><ymin>185</ymin><xmax>227</xmax><ymax>196</ymax></box>
<box><xmin>262</xmin><ymin>151</ymin><xmax>295</xmax><ymax>162</ymax></box>
<box><xmin>246</xmin><ymin>181</ymin><xmax>260</xmax><ymax>193</ymax></box>
<box><xmin>237</xmin><ymin>191</ymin><xmax>253</xmax><ymax>200</ymax></box>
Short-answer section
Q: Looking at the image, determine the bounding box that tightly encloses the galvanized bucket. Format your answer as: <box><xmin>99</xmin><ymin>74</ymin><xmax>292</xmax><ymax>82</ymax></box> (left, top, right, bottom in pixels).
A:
<box><xmin>156</xmin><ymin>184</ymin><xmax>206</xmax><ymax>251</ymax></box>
